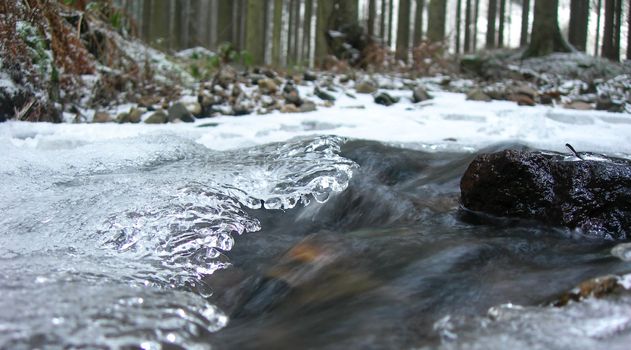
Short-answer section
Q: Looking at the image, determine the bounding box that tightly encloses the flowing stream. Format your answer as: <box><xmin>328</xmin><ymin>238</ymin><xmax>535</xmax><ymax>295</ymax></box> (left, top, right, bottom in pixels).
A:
<box><xmin>1</xmin><ymin>132</ymin><xmax>630</xmax><ymax>349</ymax></box>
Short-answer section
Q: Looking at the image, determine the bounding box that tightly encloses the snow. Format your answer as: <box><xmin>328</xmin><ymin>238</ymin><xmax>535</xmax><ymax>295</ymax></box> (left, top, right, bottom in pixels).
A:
<box><xmin>2</xmin><ymin>89</ymin><xmax>631</xmax><ymax>157</ymax></box>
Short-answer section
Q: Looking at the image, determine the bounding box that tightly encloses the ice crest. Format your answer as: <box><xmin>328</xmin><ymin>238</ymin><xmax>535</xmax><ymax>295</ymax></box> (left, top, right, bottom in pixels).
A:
<box><xmin>98</xmin><ymin>135</ymin><xmax>357</xmax><ymax>288</ymax></box>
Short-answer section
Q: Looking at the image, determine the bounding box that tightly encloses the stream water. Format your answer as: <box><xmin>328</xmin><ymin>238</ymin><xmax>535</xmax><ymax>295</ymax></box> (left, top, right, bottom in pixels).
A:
<box><xmin>1</xmin><ymin>133</ymin><xmax>630</xmax><ymax>349</ymax></box>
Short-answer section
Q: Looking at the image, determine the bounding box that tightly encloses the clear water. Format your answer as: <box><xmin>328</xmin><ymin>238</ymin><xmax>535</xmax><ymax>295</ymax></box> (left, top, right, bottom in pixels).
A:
<box><xmin>1</xmin><ymin>133</ymin><xmax>630</xmax><ymax>349</ymax></box>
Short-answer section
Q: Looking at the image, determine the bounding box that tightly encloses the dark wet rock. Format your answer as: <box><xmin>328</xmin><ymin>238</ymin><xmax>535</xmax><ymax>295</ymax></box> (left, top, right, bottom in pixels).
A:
<box><xmin>144</xmin><ymin>110</ymin><xmax>168</xmax><ymax>124</ymax></box>
<box><xmin>466</xmin><ymin>88</ymin><xmax>492</xmax><ymax>102</ymax></box>
<box><xmin>303</xmin><ymin>70</ymin><xmax>318</xmax><ymax>82</ymax></box>
<box><xmin>92</xmin><ymin>111</ymin><xmax>113</xmax><ymax>123</ymax></box>
<box><xmin>258</xmin><ymin>78</ymin><xmax>279</xmax><ymax>95</ymax></box>
<box><xmin>314</xmin><ymin>87</ymin><xmax>336</xmax><ymax>101</ymax></box>
<box><xmin>299</xmin><ymin>100</ymin><xmax>317</xmax><ymax>113</ymax></box>
<box><xmin>374</xmin><ymin>92</ymin><xmax>399</xmax><ymax>106</ymax></box>
<box><xmin>168</xmin><ymin>102</ymin><xmax>194</xmax><ymax>123</ymax></box>
<box><xmin>283</xmin><ymin>84</ymin><xmax>302</xmax><ymax>106</ymax></box>
<box><xmin>412</xmin><ymin>86</ymin><xmax>432</xmax><ymax>103</ymax></box>
<box><xmin>355</xmin><ymin>79</ymin><xmax>378</xmax><ymax>94</ymax></box>
<box><xmin>460</xmin><ymin>149</ymin><xmax>631</xmax><ymax>240</ymax></box>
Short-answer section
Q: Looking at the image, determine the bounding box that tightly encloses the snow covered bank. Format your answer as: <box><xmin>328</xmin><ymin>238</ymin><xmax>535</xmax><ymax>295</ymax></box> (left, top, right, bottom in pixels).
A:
<box><xmin>2</xmin><ymin>90</ymin><xmax>631</xmax><ymax>156</ymax></box>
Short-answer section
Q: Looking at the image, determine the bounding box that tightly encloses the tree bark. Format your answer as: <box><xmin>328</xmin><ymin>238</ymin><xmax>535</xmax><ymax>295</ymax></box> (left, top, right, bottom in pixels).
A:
<box><xmin>396</xmin><ymin>0</ymin><xmax>411</xmax><ymax>60</ymax></box>
<box><xmin>368</xmin><ymin>0</ymin><xmax>376</xmax><ymax>36</ymax></box>
<box><xmin>595</xmin><ymin>0</ymin><xmax>602</xmax><ymax>55</ymax></box>
<box><xmin>455</xmin><ymin>0</ymin><xmax>462</xmax><ymax>53</ymax></box>
<box><xmin>520</xmin><ymin>0</ymin><xmax>530</xmax><ymax>46</ymax></box>
<box><xmin>303</xmin><ymin>0</ymin><xmax>314</xmax><ymax>62</ymax></box>
<box><xmin>217</xmin><ymin>0</ymin><xmax>234</xmax><ymax>45</ymax></box>
<box><xmin>315</xmin><ymin>0</ymin><xmax>335</xmax><ymax>64</ymax></box>
<box><xmin>272</xmin><ymin>0</ymin><xmax>283</xmax><ymax>65</ymax></box>
<box><xmin>523</xmin><ymin>0</ymin><xmax>573</xmax><ymax>57</ymax></box>
<box><xmin>473</xmin><ymin>0</ymin><xmax>480</xmax><ymax>49</ymax></box>
<box><xmin>388</xmin><ymin>0</ymin><xmax>394</xmax><ymax>47</ymax></box>
<box><xmin>498</xmin><ymin>0</ymin><xmax>506</xmax><ymax>48</ymax></box>
<box><xmin>464</xmin><ymin>0</ymin><xmax>472</xmax><ymax>52</ymax></box>
<box><xmin>602</xmin><ymin>0</ymin><xmax>618</xmax><ymax>60</ymax></box>
<box><xmin>380</xmin><ymin>0</ymin><xmax>387</xmax><ymax>40</ymax></box>
<box><xmin>414</xmin><ymin>0</ymin><xmax>425</xmax><ymax>46</ymax></box>
<box><xmin>427</xmin><ymin>0</ymin><xmax>447</xmax><ymax>42</ymax></box>
<box><xmin>569</xmin><ymin>0</ymin><xmax>589</xmax><ymax>51</ymax></box>
<box><xmin>486</xmin><ymin>0</ymin><xmax>497</xmax><ymax>48</ymax></box>
<box><xmin>628</xmin><ymin>0</ymin><xmax>631</xmax><ymax>59</ymax></box>
<box><xmin>245</xmin><ymin>0</ymin><xmax>265</xmax><ymax>64</ymax></box>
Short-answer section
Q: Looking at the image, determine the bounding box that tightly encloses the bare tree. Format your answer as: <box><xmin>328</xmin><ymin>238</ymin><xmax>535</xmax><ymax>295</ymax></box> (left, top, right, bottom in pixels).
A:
<box><xmin>486</xmin><ymin>0</ymin><xmax>497</xmax><ymax>48</ymax></box>
<box><xmin>396</xmin><ymin>0</ymin><xmax>411</xmax><ymax>60</ymax></box>
<box><xmin>498</xmin><ymin>0</ymin><xmax>506</xmax><ymax>48</ymax></box>
<box><xmin>414</xmin><ymin>0</ymin><xmax>425</xmax><ymax>45</ymax></box>
<box><xmin>569</xmin><ymin>0</ymin><xmax>589</xmax><ymax>51</ymax></box>
<box><xmin>523</xmin><ymin>0</ymin><xmax>573</xmax><ymax>57</ymax></box>
<box><xmin>520</xmin><ymin>0</ymin><xmax>530</xmax><ymax>46</ymax></box>
<box><xmin>427</xmin><ymin>0</ymin><xmax>447</xmax><ymax>42</ymax></box>
<box><xmin>464</xmin><ymin>0</ymin><xmax>472</xmax><ymax>52</ymax></box>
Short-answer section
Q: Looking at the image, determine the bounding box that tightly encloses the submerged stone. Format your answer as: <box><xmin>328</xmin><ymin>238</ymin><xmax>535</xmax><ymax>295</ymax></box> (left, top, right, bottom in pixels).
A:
<box><xmin>460</xmin><ymin>149</ymin><xmax>631</xmax><ymax>240</ymax></box>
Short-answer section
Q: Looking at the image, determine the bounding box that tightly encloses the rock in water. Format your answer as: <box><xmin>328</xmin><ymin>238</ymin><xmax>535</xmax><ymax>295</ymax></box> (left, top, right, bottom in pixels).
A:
<box><xmin>460</xmin><ymin>149</ymin><xmax>631</xmax><ymax>240</ymax></box>
<box><xmin>168</xmin><ymin>102</ymin><xmax>194</xmax><ymax>123</ymax></box>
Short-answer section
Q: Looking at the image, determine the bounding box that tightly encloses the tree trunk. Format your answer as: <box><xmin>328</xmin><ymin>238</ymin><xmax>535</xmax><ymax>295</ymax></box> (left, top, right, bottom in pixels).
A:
<box><xmin>427</xmin><ymin>0</ymin><xmax>447</xmax><ymax>42</ymax></box>
<box><xmin>569</xmin><ymin>0</ymin><xmax>589</xmax><ymax>51</ymax></box>
<box><xmin>520</xmin><ymin>0</ymin><xmax>530</xmax><ymax>46</ymax></box>
<box><xmin>303</xmin><ymin>0</ymin><xmax>314</xmax><ymax>62</ymax></box>
<box><xmin>613</xmin><ymin>0</ymin><xmax>622</xmax><ymax>60</ymax></box>
<box><xmin>388</xmin><ymin>0</ymin><xmax>394</xmax><ymax>47</ymax></box>
<box><xmin>245</xmin><ymin>0</ymin><xmax>265</xmax><ymax>64</ymax></box>
<box><xmin>602</xmin><ymin>0</ymin><xmax>617</xmax><ymax>60</ymax></box>
<box><xmin>498</xmin><ymin>0</ymin><xmax>506</xmax><ymax>48</ymax></box>
<box><xmin>473</xmin><ymin>0</ymin><xmax>480</xmax><ymax>49</ymax></box>
<box><xmin>272</xmin><ymin>0</ymin><xmax>283</xmax><ymax>65</ymax></box>
<box><xmin>523</xmin><ymin>0</ymin><xmax>573</xmax><ymax>57</ymax></box>
<box><xmin>396</xmin><ymin>0</ymin><xmax>411</xmax><ymax>60</ymax></box>
<box><xmin>414</xmin><ymin>0</ymin><xmax>425</xmax><ymax>45</ymax></box>
<box><xmin>464</xmin><ymin>0</ymin><xmax>472</xmax><ymax>52</ymax></box>
<box><xmin>336</xmin><ymin>0</ymin><xmax>359</xmax><ymax>26</ymax></box>
<box><xmin>486</xmin><ymin>0</ymin><xmax>497</xmax><ymax>48</ymax></box>
<box><xmin>455</xmin><ymin>0</ymin><xmax>462</xmax><ymax>53</ymax></box>
<box><xmin>316</xmin><ymin>0</ymin><xmax>335</xmax><ymax>65</ymax></box>
<box><xmin>595</xmin><ymin>0</ymin><xmax>602</xmax><ymax>55</ymax></box>
<box><xmin>380</xmin><ymin>0</ymin><xmax>387</xmax><ymax>40</ymax></box>
<box><xmin>217</xmin><ymin>0</ymin><xmax>234</xmax><ymax>45</ymax></box>
<box><xmin>368</xmin><ymin>0</ymin><xmax>376</xmax><ymax>36</ymax></box>
<box><xmin>627</xmin><ymin>0</ymin><xmax>631</xmax><ymax>59</ymax></box>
